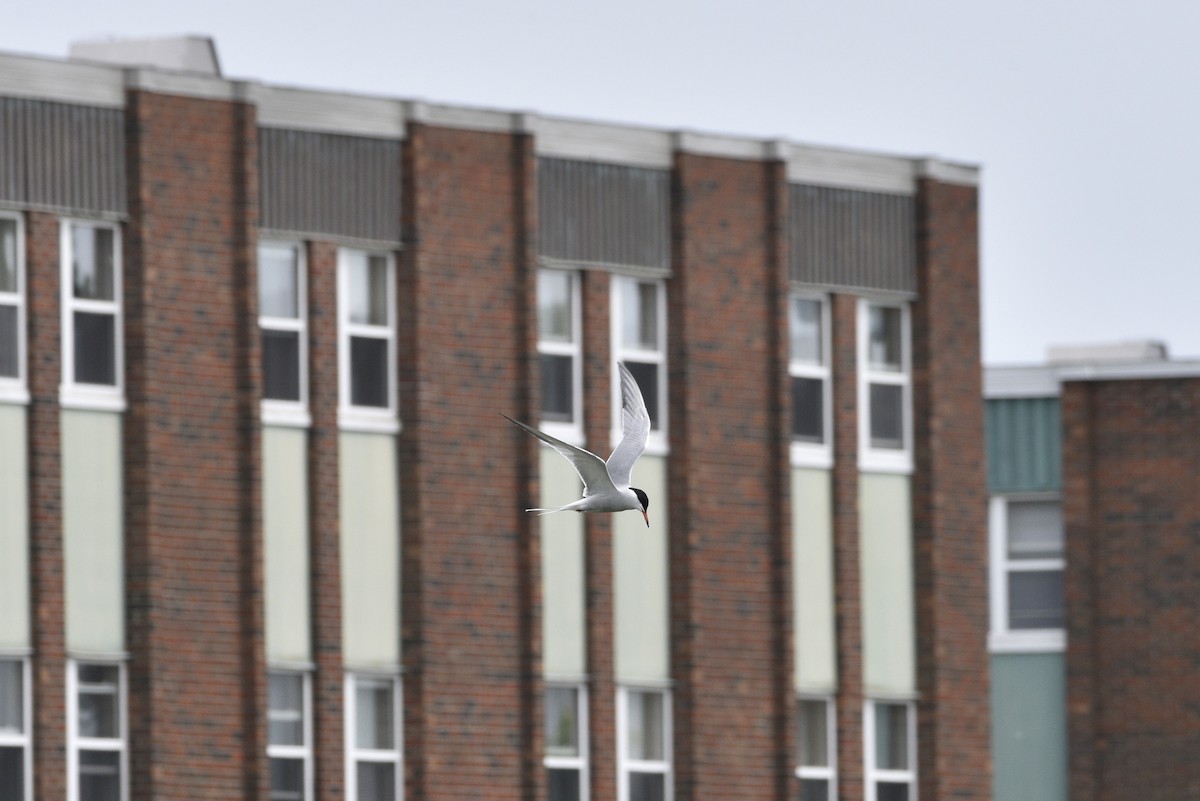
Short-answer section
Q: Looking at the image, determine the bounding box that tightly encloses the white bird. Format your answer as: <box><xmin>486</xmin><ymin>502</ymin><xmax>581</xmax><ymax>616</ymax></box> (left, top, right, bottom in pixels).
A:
<box><xmin>505</xmin><ymin>362</ymin><xmax>651</xmax><ymax>527</ymax></box>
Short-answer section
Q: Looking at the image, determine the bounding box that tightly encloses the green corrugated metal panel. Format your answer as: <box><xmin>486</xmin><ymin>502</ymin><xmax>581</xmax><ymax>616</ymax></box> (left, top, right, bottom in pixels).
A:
<box><xmin>991</xmin><ymin>653</ymin><xmax>1068</xmax><ymax>801</ymax></box>
<box><xmin>986</xmin><ymin>397</ymin><xmax>1061</xmax><ymax>493</ymax></box>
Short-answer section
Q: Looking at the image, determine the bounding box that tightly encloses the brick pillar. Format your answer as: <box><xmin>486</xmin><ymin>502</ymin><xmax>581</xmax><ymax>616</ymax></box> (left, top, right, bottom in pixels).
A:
<box><xmin>26</xmin><ymin>210</ymin><xmax>67</xmax><ymax>801</ymax></box>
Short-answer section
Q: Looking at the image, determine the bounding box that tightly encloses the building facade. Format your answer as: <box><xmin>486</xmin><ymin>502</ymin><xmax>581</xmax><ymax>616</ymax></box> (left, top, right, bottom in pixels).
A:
<box><xmin>0</xmin><ymin>39</ymin><xmax>987</xmax><ymax>801</ymax></box>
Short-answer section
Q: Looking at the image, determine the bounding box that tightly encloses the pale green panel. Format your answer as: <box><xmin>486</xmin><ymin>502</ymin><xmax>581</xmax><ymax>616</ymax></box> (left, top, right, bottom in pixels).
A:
<box><xmin>859</xmin><ymin>472</ymin><xmax>915</xmax><ymax>695</ymax></box>
<box><xmin>263</xmin><ymin>426</ymin><xmax>311</xmax><ymax>664</ymax></box>
<box><xmin>991</xmin><ymin>653</ymin><xmax>1068</xmax><ymax>801</ymax></box>
<box><xmin>792</xmin><ymin>467</ymin><xmax>836</xmax><ymax>692</ymax></box>
<box><xmin>62</xmin><ymin>410</ymin><xmax>124</xmax><ymax>654</ymax></box>
<box><xmin>340</xmin><ymin>432</ymin><xmax>400</xmax><ymax>669</ymax></box>
<box><xmin>614</xmin><ymin>455</ymin><xmax>669</xmax><ymax>683</ymax></box>
<box><xmin>540</xmin><ymin>447</ymin><xmax>587</xmax><ymax>678</ymax></box>
<box><xmin>0</xmin><ymin>406</ymin><xmax>30</xmax><ymax>649</ymax></box>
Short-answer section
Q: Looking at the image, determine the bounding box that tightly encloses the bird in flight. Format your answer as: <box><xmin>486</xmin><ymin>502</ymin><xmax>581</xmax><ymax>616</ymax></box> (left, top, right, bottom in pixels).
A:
<box><xmin>505</xmin><ymin>362</ymin><xmax>651</xmax><ymax>527</ymax></box>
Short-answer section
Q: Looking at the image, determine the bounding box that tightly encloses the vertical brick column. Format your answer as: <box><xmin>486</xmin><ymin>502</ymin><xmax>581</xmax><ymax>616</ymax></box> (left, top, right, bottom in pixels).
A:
<box><xmin>123</xmin><ymin>89</ymin><xmax>263</xmax><ymax>800</ymax></box>
<box><xmin>307</xmin><ymin>240</ymin><xmax>344</xmax><ymax>800</ymax></box>
<box><xmin>830</xmin><ymin>292</ymin><xmax>864</xmax><ymax>801</ymax></box>
<box><xmin>669</xmin><ymin>151</ymin><xmax>790</xmax><ymax>800</ymax></box>
<box><xmin>26</xmin><ymin>210</ymin><xmax>66</xmax><ymax>801</ymax></box>
<box><xmin>911</xmin><ymin>176</ymin><xmax>990</xmax><ymax>800</ymax></box>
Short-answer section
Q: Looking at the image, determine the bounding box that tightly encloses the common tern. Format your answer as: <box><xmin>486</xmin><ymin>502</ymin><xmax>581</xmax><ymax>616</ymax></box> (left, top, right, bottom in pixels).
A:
<box><xmin>505</xmin><ymin>362</ymin><xmax>651</xmax><ymax>527</ymax></box>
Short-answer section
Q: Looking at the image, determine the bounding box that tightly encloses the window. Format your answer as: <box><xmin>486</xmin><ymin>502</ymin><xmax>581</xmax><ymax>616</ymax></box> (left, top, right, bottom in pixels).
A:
<box><xmin>545</xmin><ymin>684</ymin><xmax>588</xmax><ymax>801</ymax></box>
<box><xmin>789</xmin><ymin>293</ymin><xmax>832</xmax><ymax>466</ymax></box>
<box><xmin>864</xmin><ymin>701</ymin><xmax>916</xmax><ymax>801</ymax></box>
<box><xmin>61</xmin><ymin>221</ymin><xmax>123</xmax><ymax>408</ymax></box>
<box><xmin>68</xmin><ymin>661</ymin><xmax>126</xmax><ymax>801</ymax></box>
<box><xmin>338</xmin><ymin>249</ymin><xmax>396</xmax><ymax>428</ymax></box>
<box><xmin>612</xmin><ymin>276</ymin><xmax>666</xmax><ymax>448</ymax></box>
<box><xmin>345</xmin><ymin>674</ymin><xmax>401</xmax><ymax>801</ymax></box>
<box><xmin>796</xmin><ymin>696</ymin><xmax>835</xmax><ymax>801</ymax></box>
<box><xmin>538</xmin><ymin>269</ymin><xmax>582</xmax><ymax>435</ymax></box>
<box><xmin>0</xmin><ymin>213</ymin><xmax>26</xmax><ymax>402</ymax></box>
<box><xmin>268</xmin><ymin>671</ymin><xmax>312</xmax><ymax>801</ymax></box>
<box><xmin>617</xmin><ymin>687</ymin><xmax>671</xmax><ymax>801</ymax></box>
<box><xmin>989</xmin><ymin>497</ymin><xmax>1066</xmax><ymax>651</ymax></box>
<box><xmin>858</xmin><ymin>301</ymin><xmax>910</xmax><ymax>472</ymax></box>
<box><xmin>0</xmin><ymin>659</ymin><xmax>30</xmax><ymax>801</ymax></box>
<box><xmin>259</xmin><ymin>242</ymin><xmax>308</xmax><ymax>422</ymax></box>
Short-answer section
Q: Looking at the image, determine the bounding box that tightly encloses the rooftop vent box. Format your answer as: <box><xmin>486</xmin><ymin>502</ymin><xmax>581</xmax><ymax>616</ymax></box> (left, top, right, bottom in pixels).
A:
<box><xmin>69</xmin><ymin>35</ymin><xmax>221</xmax><ymax>77</ymax></box>
<box><xmin>1046</xmin><ymin>340</ymin><xmax>1169</xmax><ymax>365</ymax></box>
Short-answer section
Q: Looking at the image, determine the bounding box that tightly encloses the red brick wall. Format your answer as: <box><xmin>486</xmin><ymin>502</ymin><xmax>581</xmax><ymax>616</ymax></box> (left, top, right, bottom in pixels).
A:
<box><xmin>911</xmin><ymin>177</ymin><xmax>990</xmax><ymax>800</ymax></box>
<box><xmin>1062</xmin><ymin>377</ymin><xmax>1200</xmax><ymax>801</ymax></box>
<box><xmin>668</xmin><ymin>152</ymin><xmax>793</xmax><ymax>800</ymax></box>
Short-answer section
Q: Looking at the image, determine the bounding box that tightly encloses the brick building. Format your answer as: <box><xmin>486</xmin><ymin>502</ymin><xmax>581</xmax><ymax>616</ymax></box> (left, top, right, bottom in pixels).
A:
<box><xmin>985</xmin><ymin>343</ymin><xmax>1200</xmax><ymax>801</ymax></box>
<box><xmin>0</xmin><ymin>37</ymin><xmax>988</xmax><ymax>801</ymax></box>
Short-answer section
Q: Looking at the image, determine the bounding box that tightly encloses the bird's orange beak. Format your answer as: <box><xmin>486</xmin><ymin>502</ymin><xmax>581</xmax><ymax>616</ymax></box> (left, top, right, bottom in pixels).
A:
<box><xmin>642</xmin><ymin>510</ymin><xmax>650</xmax><ymax>528</ymax></box>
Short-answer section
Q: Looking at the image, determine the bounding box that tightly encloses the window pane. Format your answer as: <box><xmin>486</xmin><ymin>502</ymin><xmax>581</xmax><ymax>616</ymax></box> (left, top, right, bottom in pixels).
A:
<box><xmin>350</xmin><ymin>336</ymin><xmax>389</xmax><ymax>408</ymax></box>
<box><xmin>621</xmin><ymin>280</ymin><xmax>659</xmax><ymax>350</ymax></box>
<box><xmin>74</xmin><ymin>311</ymin><xmax>116</xmax><ymax>386</ymax></box>
<box><xmin>77</xmin><ymin>665</ymin><xmax>119</xmax><ymax>739</ymax></box>
<box><xmin>869</xmin><ymin>383</ymin><xmax>904</xmax><ymax>449</ymax></box>
<box><xmin>79</xmin><ymin>750</ymin><xmax>121</xmax><ymax>801</ymax></box>
<box><xmin>627</xmin><ymin>690</ymin><xmax>664</xmax><ymax>761</ymax></box>
<box><xmin>625</xmin><ymin>361</ymin><xmax>660</xmax><ymax>431</ymax></box>
<box><xmin>348</xmin><ymin>253</ymin><xmax>389</xmax><ymax>326</ymax></box>
<box><xmin>0</xmin><ymin>746</ymin><xmax>24</xmax><ymax>801</ymax></box>
<box><xmin>73</xmin><ymin>226</ymin><xmax>115</xmax><ymax>301</ymax></box>
<box><xmin>797</xmin><ymin>699</ymin><xmax>828</xmax><ymax>768</ymax></box>
<box><xmin>355</xmin><ymin>678</ymin><xmax>395</xmax><ymax>751</ymax></box>
<box><xmin>0</xmin><ymin>219</ymin><xmax>16</xmax><ymax>293</ymax></box>
<box><xmin>0</xmin><ymin>661</ymin><xmax>22</xmax><ymax>733</ymax></box>
<box><xmin>868</xmin><ymin>306</ymin><xmax>902</xmax><ymax>371</ymax></box>
<box><xmin>538</xmin><ymin>271</ymin><xmax>573</xmax><ymax>342</ymax></box>
<box><xmin>1007</xmin><ymin>501</ymin><xmax>1064</xmax><ymax>559</ymax></box>
<box><xmin>269</xmin><ymin>757</ymin><xmax>305</xmax><ymax>801</ymax></box>
<box><xmin>544</xmin><ymin>686</ymin><xmax>579</xmax><ymax>757</ymax></box>
<box><xmin>356</xmin><ymin>761</ymin><xmax>396</xmax><ymax>801</ymax></box>
<box><xmin>259</xmin><ymin>246</ymin><xmax>299</xmax><ymax>319</ymax></box>
<box><xmin>791</xmin><ymin>376</ymin><xmax>824</xmax><ymax>443</ymax></box>
<box><xmin>262</xmin><ymin>330</ymin><xmax>301</xmax><ymax>402</ymax></box>
<box><xmin>874</xmin><ymin>703</ymin><xmax>909</xmax><ymax>771</ymax></box>
<box><xmin>540</xmin><ymin>354</ymin><xmax>574</xmax><ymax>423</ymax></box>
<box><xmin>629</xmin><ymin>771</ymin><xmax>665</xmax><ymax>801</ymax></box>
<box><xmin>790</xmin><ymin>297</ymin><xmax>822</xmax><ymax>364</ymax></box>
<box><xmin>268</xmin><ymin>673</ymin><xmax>304</xmax><ymax>746</ymax></box>
<box><xmin>547</xmin><ymin>768</ymin><xmax>581</xmax><ymax>801</ymax></box>
<box><xmin>1008</xmin><ymin>570</ymin><xmax>1065</xmax><ymax>629</ymax></box>
<box><xmin>800</xmin><ymin>778</ymin><xmax>830</xmax><ymax>801</ymax></box>
<box><xmin>0</xmin><ymin>305</ymin><xmax>17</xmax><ymax>379</ymax></box>
<box><xmin>876</xmin><ymin>781</ymin><xmax>911</xmax><ymax>801</ymax></box>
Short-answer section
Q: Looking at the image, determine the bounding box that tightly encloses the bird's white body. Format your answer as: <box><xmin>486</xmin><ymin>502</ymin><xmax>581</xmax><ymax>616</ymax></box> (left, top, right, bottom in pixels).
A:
<box><xmin>505</xmin><ymin>362</ymin><xmax>652</xmax><ymax>526</ymax></box>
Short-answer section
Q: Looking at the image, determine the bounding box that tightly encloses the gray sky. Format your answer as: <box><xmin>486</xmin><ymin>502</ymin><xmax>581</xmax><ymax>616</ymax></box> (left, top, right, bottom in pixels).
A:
<box><xmin>7</xmin><ymin>0</ymin><xmax>1199</xmax><ymax>364</ymax></box>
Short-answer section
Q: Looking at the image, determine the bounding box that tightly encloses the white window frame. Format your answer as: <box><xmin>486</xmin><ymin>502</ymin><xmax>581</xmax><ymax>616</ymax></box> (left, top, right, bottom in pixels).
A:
<box><xmin>795</xmin><ymin>695</ymin><xmax>836</xmax><ymax>801</ymax></box>
<box><xmin>268</xmin><ymin>669</ymin><xmax>314</xmax><ymax>801</ymax></box>
<box><xmin>616</xmin><ymin>685</ymin><xmax>673</xmax><ymax>801</ymax></box>
<box><xmin>988</xmin><ymin>494</ymin><xmax>1067</xmax><ymax>653</ymax></box>
<box><xmin>337</xmin><ymin>248</ymin><xmax>398</xmax><ymax>432</ymax></box>
<box><xmin>67</xmin><ymin>660</ymin><xmax>128</xmax><ymax>801</ymax></box>
<box><xmin>863</xmin><ymin>699</ymin><xmax>917</xmax><ymax>801</ymax></box>
<box><xmin>610</xmin><ymin>275</ymin><xmax>667</xmax><ymax>455</ymax></box>
<box><xmin>259</xmin><ymin>240</ymin><xmax>310</xmax><ymax>427</ymax></box>
<box><xmin>789</xmin><ymin>292</ymin><xmax>833</xmax><ymax>468</ymax></box>
<box><xmin>0</xmin><ymin>211</ymin><xmax>28</xmax><ymax>404</ymax></box>
<box><xmin>857</xmin><ymin>299</ymin><xmax>912</xmax><ymax>473</ymax></box>
<box><xmin>344</xmin><ymin>673</ymin><xmax>403</xmax><ymax>801</ymax></box>
<box><xmin>544</xmin><ymin>682</ymin><xmax>589</xmax><ymax>801</ymax></box>
<box><xmin>537</xmin><ymin>268</ymin><xmax>584</xmax><ymax>444</ymax></box>
<box><xmin>0</xmin><ymin>656</ymin><xmax>33</xmax><ymax>801</ymax></box>
<box><xmin>60</xmin><ymin>219</ymin><xmax>125</xmax><ymax>412</ymax></box>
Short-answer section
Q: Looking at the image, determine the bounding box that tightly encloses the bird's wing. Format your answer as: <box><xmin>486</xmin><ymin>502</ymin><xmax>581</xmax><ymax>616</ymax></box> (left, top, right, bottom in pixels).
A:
<box><xmin>605</xmin><ymin>362</ymin><xmax>651</xmax><ymax>488</ymax></box>
<box><xmin>503</xmin><ymin>415</ymin><xmax>618</xmax><ymax>498</ymax></box>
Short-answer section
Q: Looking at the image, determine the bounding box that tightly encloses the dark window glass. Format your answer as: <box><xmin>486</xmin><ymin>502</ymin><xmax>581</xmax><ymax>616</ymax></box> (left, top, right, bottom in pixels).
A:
<box><xmin>79</xmin><ymin>750</ymin><xmax>120</xmax><ymax>801</ymax></box>
<box><xmin>1008</xmin><ymin>570</ymin><xmax>1065</xmax><ymax>629</ymax></box>
<box><xmin>350</xmin><ymin>336</ymin><xmax>389</xmax><ymax>408</ymax></box>
<box><xmin>797</xmin><ymin>699</ymin><xmax>829</xmax><ymax>767</ymax></box>
<box><xmin>540</xmin><ymin>354</ymin><xmax>574</xmax><ymax>422</ymax></box>
<box><xmin>0</xmin><ymin>746</ymin><xmax>24</xmax><ymax>801</ymax></box>
<box><xmin>800</xmin><ymin>778</ymin><xmax>829</xmax><ymax>801</ymax></box>
<box><xmin>74</xmin><ymin>312</ymin><xmax>116</xmax><ymax>386</ymax></box>
<box><xmin>0</xmin><ymin>305</ymin><xmax>16</xmax><ymax>378</ymax></box>
<box><xmin>547</xmin><ymin>768</ymin><xmax>581</xmax><ymax>801</ymax></box>
<box><xmin>629</xmin><ymin>772</ymin><xmax>665</xmax><ymax>801</ymax></box>
<box><xmin>874</xmin><ymin>703</ymin><xmax>909</xmax><ymax>771</ymax></box>
<box><xmin>262</xmin><ymin>330</ymin><xmax>301</xmax><ymax>401</ymax></box>
<box><xmin>869</xmin><ymin>383</ymin><xmax>903</xmax><ymax>449</ymax></box>
<box><xmin>356</xmin><ymin>761</ymin><xmax>396</xmax><ymax>801</ymax></box>
<box><xmin>72</xmin><ymin>227</ymin><xmax>115</xmax><ymax>302</ymax></box>
<box><xmin>269</xmin><ymin>757</ymin><xmax>305</xmax><ymax>801</ymax></box>
<box><xmin>0</xmin><ymin>219</ymin><xmax>17</xmax><ymax>294</ymax></box>
<box><xmin>876</xmin><ymin>782</ymin><xmax>910</xmax><ymax>801</ymax></box>
<box><xmin>625</xmin><ymin>361</ymin><xmax>659</xmax><ymax>430</ymax></box>
<box><xmin>791</xmin><ymin>377</ymin><xmax>824</xmax><ymax>443</ymax></box>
